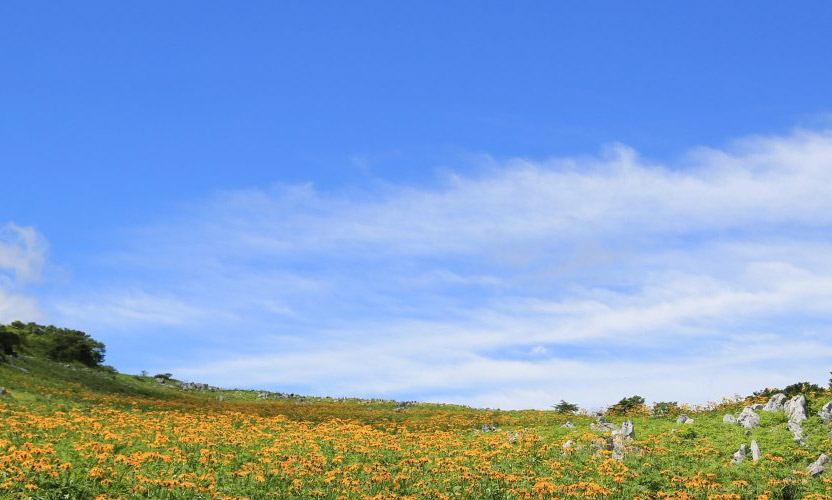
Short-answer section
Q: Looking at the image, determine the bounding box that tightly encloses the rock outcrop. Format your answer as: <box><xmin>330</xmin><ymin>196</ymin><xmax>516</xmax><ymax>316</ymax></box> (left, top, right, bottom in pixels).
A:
<box><xmin>762</xmin><ymin>393</ymin><xmax>787</xmax><ymax>412</ymax></box>
<box><xmin>730</xmin><ymin>444</ymin><xmax>747</xmax><ymax>465</ymax></box>
<box><xmin>785</xmin><ymin>395</ymin><xmax>807</xmax><ymax>424</ymax></box>
<box><xmin>723</xmin><ymin>414</ymin><xmax>737</xmax><ymax>424</ymax></box>
<box><xmin>785</xmin><ymin>395</ymin><xmax>808</xmax><ymax>445</ymax></box>
<box><xmin>808</xmin><ymin>454</ymin><xmax>829</xmax><ymax>477</ymax></box>
<box><xmin>750</xmin><ymin>440</ymin><xmax>760</xmax><ymax>462</ymax></box>
<box><xmin>590</xmin><ymin>415</ymin><xmax>619</xmax><ymax>432</ymax></box>
<box><xmin>737</xmin><ymin>407</ymin><xmax>760</xmax><ymax>429</ymax></box>
<box><xmin>675</xmin><ymin>414</ymin><xmax>694</xmax><ymax>425</ymax></box>
<box><xmin>818</xmin><ymin>400</ymin><xmax>832</xmax><ymax>424</ymax></box>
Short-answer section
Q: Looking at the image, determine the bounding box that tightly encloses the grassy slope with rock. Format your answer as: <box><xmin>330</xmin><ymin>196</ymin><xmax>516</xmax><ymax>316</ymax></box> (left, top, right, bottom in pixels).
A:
<box><xmin>1</xmin><ymin>327</ymin><xmax>832</xmax><ymax>498</ymax></box>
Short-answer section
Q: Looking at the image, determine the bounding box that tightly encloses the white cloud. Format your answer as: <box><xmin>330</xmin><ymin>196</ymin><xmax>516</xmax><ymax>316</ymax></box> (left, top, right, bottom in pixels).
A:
<box><xmin>0</xmin><ymin>222</ymin><xmax>47</xmax><ymax>323</ymax></box>
<box><xmin>55</xmin><ymin>128</ymin><xmax>832</xmax><ymax>407</ymax></box>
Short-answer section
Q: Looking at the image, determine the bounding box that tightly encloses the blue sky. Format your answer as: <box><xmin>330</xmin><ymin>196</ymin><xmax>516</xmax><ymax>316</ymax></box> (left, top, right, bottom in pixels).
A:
<box><xmin>3</xmin><ymin>2</ymin><xmax>832</xmax><ymax>409</ymax></box>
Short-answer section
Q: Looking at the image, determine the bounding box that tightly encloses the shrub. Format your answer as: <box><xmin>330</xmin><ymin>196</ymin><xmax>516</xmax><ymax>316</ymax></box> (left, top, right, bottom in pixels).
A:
<box><xmin>552</xmin><ymin>400</ymin><xmax>579</xmax><ymax>414</ymax></box>
<box><xmin>752</xmin><ymin>381</ymin><xmax>825</xmax><ymax>399</ymax></box>
<box><xmin>1</xmin><ymin>322</ymin><xmax>105</xmax><ymax>367</ymax></box>
<box><xmin>609</xmin><ymin>395</ymin><xmax>646</xmax><ymax>416</ymax></box>
<box><xmin>652</xmin><ymin>401</ymin><xmax>679</xmax><ymax>416</ymax></box>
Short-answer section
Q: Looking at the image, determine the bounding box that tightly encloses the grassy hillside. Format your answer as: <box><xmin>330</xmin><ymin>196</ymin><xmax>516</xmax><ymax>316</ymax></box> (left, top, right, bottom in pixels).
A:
<box><xmin>2</xmin><ymin>353</ymin><xmax>832</xmax><ymax>498</ymax></box>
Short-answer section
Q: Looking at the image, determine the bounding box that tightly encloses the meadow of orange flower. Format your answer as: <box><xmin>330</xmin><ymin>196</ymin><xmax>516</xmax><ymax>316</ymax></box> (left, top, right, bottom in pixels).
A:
<box><xmin>2</xmin><ymin>357</ymin><xmax>832</xmax><ymax>499</ymax></box>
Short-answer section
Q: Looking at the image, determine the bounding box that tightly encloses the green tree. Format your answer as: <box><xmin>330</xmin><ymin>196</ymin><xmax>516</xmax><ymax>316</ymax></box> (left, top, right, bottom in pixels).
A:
<box><xmin>609</xmin><ymin>395</ymin><xmax>646</xmax><ymax>416</ymax></box>
<box><xmin>552</xmin><ymin>400</ymin><xmax>579</xmax><ymax>414</ymax></box>
<box><xmin>0</xmin><ymin>327</ymin><xmax>21</xmax><ymax>357</ymax></box>
<box><xmin>1</xmin><ymin>322</ymin><xmax>105</xmax><ymax>367</ymax></box>
<box><xmin>753</xmin><ymin>381</ymin><xmax>824</xmax><ymax>399</ymax></box>
<box><xmin>652</xmin><ymin>401</ymin><xmax>679</xmax><ymax>416</ymax></box>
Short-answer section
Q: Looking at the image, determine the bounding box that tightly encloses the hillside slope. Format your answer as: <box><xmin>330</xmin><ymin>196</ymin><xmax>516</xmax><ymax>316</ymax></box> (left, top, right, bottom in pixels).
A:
<box><xmin>2</xmin><ymin>349</ymin><xmax>832</xmax><ymax>497</ymax></box>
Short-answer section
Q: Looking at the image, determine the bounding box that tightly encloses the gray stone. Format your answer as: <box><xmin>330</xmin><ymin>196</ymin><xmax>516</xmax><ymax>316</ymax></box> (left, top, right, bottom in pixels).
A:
<box><xmin>561</xmin><ymin>421</ymin><xmax>575</xmax><ymax>428</ymax></box>
<box><xmin>613</xmin><ymin>420</ymin><xmax>635</xmax><ymax>440</ymax></box>
<box><xmin>731</xmin><ymin>444</ymin><xmax>747</xmax><ymax>465</ymax></box>
<box><xmin>675</xmin><ymin>414</ymin><xmax>689</xmax><ymax>424</ymax></box>
<box><xmin>763</xmin><ymin>393</ymin><xmax>787</xmax><ymax>412</ymax></box>
<box><xmin>808</xmin><ymin>454</ymin><xmax>829</xmax><ymax>477</ymax></box>
<box><xmin>481</xmin><ymin>424</ymin><xmax>499</xmax><ymax>433</ymax></box>
<box><xmin>751</xmin><ymin>440</ymin><xmax>760</xmax><ymax>462</ymax></box>
<box><xmin>590</xmin><ymin>416</ymin><xmax>619</xmax><ymax>432</ymax></box>
<box><xmin>818</xmin><ymin>400</ymin><xmax>832</xmax><ymax>423</ymax></box>
<box><xmin>611</xmin><ymin>435</ymin><xmax>627</xmax><ymax>461</ymax></box>
<box><xmin>723</xmin><ymin>414</ymin><xmax>737</xmax><ymax>424</ymax></box>
<box><xmin>784</xmin><ymin>395</ymin><xmax>807</xmax><ymax>424</ymax></box>
<box><xmin>751</xmin><ymin>403</ymin><xmax>766</xmax><ymax>411</ymax></box>
<box><xmin>216</xmin><ymin>395</ymin><xmax>225</xmax><ymax>401</ymax></box>
<box><xmin>683</xmin><ymin>417</ymin><xmax>694</xmax><ymax>425</ymax></box>
<box><xmin>784</xmin><ymin>395</ymin><xmax>808</xmax><ymax>445</ymax></box>
<box><xmin>737</xmin><ymin>407</ymin><xmax>760</xmax><ymax>429</ymax></box>
<box><xmin>788</xmin><ymin>420</ymin><xmax>806</xmax><ymax>445</ymax></box>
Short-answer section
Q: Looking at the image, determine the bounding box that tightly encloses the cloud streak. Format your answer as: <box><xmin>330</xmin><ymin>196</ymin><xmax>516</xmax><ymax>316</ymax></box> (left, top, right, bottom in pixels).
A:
<box><xmin>0</xmin><ymin>222</ymin><xmax>47</xmax><ymax>323</ymax></box>
<box><xmin>53</xmin><ymin>128</ymin><xmax>832</xmax><ymax>408</ymax></box>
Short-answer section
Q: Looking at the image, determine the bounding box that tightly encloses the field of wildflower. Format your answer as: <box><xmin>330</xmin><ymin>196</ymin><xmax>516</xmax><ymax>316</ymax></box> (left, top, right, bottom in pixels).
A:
<box><xmin>2</xmin><ymin>358</ymin><xmax>832</xmax><ymax>499</ymax></box>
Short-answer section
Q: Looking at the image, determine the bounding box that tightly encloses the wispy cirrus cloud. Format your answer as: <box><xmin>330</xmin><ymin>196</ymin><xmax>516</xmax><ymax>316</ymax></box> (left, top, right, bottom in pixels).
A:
<box><xmin>53</xmin><ymin>128</ymin><xmax>832</xmax><ymax>408</ymax></box>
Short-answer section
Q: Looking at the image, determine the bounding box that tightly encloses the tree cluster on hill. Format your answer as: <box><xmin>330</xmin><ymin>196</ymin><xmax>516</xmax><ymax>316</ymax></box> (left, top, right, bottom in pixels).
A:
<box><xmin>752</xmin><ymin>381</ymin><xmax>827</xmax><ymax>399</ymax></box>
<box><xmin>0</xmin><ymin>321</ymin><xmax>105</xmax><ymax>367</ymax></box>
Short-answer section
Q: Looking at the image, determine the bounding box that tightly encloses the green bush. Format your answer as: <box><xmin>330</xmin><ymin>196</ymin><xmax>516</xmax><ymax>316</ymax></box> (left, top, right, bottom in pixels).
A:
<box><xmin>1</xmin><ymin>322</ymin><xmax>105</xmax><ymax>367</ymax></box>
<box><xmin>609</xmin><ymin>395</ymin><xmax>646</xmax><ymax>416</ymax></box>
<box><xmin>552</xmin><ymin>400</ymin><xmax>579</xmax><ymax>414</ymax></box>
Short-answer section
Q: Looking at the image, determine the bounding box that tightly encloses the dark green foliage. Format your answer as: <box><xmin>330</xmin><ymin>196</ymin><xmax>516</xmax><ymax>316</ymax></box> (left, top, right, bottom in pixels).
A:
<box><xmin>0</xmin><ymin>328</ymin><xmax>21</xmax><ymax>357</ymax></box>
<box><xmin>609</xmin><ymin>395</ymin><xmax>646</xmax><ymax>415</ymax></box>
<box><xmin>154</xmin><ymin>373</ymin><xmax>173</xmax><ymax>381</ymax></box>
<box><xmin>552</xmin><ymin>400</ymin><xmax>579</xmax><ymax>414</ymax></box>
<box><xmin>677</xmin><ymin>427</ymin><xmax>697</xmax><ymax>439</ymax></box>
<box><xmin>753</xmin><ymin>381</ymin><xmax>825</xmax><ymax>399</ymax></box>
<box><xmin>652</xmin><ymin>401</ymin><xmax>679</xmax><ymax>416</ymax></box>
<box><xmin>0</xmin><ymin>322</ymin><xmax>105</xmax><ymax>367</ymax></box>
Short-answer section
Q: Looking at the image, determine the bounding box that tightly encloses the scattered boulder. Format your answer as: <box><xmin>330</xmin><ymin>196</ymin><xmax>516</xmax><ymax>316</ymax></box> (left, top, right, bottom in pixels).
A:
<box><xmin>784</xmin><ymin>395</ymin><xmax>808</xmax><ymax>445</ymax></box>
<box><xmin>763</xmin><ymin>393</ymin><xmax>787</xmax><ymax>412</ymax></box>
<box><xmin>612</xmin><ymin>420</ymin><xmax>635</xmax><ymax>440</ymax></box>
<box><xmin>784</xmin><ymin>395</ymin><xmax>807</xmax><ymax>424</ymax></box>
<box><xmin>561</xmin><ymin>421</ymin><xmax>575</xmax><ymax>429</ymax></box>
<box><xmin>590</xmin><ymin>415</ymin><xmax>619</xmax><ymax>432</ymax></box>
<box><xmin>611</xmin><ymin>436</ymin><xmax>627</xmax><ymax>461</ymax></box>
<box><xmin>788</xmin><ymin>420</ymin><xmax>806</xmax><ymax>445</ymax></box>
<box><xmin>751</xmin><ymin>403</ymin><xmax>765</xmax><ymax>411</ymax></box>
<box><xmin>751</xmin><ymin>440</ymin><xmax>760</xmax><ymax>462</ymax></box>
<box><xmin>723</xmin><ymin>414</ymin><xmax>737</xmax><ymax>424</ymax></box>
<box><xmin>818</xmin><ymin>400</ymin><xmax>832</xmax><ymax>423</ymax></box>
<box><xmin>481</xmin><ymin>424</ymin><xmax>500</xmax><ymax>433</ymax></box>
<box><xmin>737</xmin><ymin>407</ymin><xmax>760</xmax><ymax>429</ymax></box>
<box><xmin>808</xmin><ymin>454</ymin><xmax>829</xmax><ymax>477</ymax></box>
<box><xmin>731</xmin><ymin>444</ymin><xmax>747</xmax><ymax>465</ymax></box>
<box><xmin>675</xmin><ymin>414</ymin><xmax>689</xmax><ymax>424</ymax></box>
<box><xmin>216</xmin><ymin>395</ymin><xmax>225</xmax><ymax>401</ymax></box>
